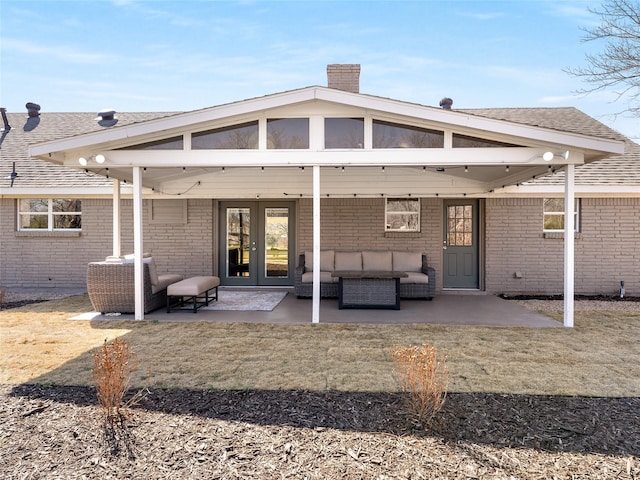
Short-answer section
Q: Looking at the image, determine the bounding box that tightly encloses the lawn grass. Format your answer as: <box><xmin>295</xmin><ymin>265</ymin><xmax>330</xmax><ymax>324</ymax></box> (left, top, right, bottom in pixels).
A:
<box><xmin>1</xmin><ymin>295</ymin><xmax>639</xmax><ymax>397</ymax></box>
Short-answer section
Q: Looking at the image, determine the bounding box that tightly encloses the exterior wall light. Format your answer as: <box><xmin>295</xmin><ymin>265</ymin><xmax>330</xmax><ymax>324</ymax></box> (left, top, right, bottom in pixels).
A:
<box><xmin>78</xmin><ymin>154</ymin><xmax>106</xmax><ymax>166</ymax></box>
<box><xmin>543</xmin><ymin>151</ymin><xmax>570</xmax><ymax>162</ymax></box>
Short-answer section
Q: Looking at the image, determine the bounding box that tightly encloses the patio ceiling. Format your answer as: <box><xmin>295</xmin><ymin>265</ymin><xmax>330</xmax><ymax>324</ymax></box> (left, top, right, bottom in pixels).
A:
<box><xmin>75</xmin><ymin>163</ymin><xmax>566</xmax><ymax>199</ymax></box>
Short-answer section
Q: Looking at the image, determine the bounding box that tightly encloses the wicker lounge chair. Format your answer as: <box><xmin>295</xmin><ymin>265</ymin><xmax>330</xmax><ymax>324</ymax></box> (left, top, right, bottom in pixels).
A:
<box><xmin>87</xmin><ymin>259</ymin><xmax>183</xmax><ymax>314</ymax></box>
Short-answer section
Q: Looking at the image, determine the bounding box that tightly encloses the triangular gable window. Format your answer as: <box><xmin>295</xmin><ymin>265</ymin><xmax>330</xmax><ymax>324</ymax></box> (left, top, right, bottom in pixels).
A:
<box><xmin>119</xmin><ymin>136</ymin><xmax>184</xmax><ymax>150</ymax></box>
<box><xmin>452</xmin><ymin>134</ymin><xmax>520</xmax><ymax>148</ymax></box>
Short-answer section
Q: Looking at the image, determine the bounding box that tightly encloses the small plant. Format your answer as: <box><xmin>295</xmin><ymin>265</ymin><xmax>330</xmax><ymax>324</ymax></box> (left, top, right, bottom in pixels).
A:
<box><xmin>92</xmin><ymin>338</ymin><xmax>138</xmax><ymax>422</ymax></box>
<box><xmin>391</xmin><ymin>343</ymin><xmax>449</xmax><ymax>427</ymax></box>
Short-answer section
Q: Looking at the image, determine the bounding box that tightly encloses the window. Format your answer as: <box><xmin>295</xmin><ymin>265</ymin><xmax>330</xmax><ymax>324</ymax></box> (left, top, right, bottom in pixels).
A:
<box><xmin>447</xmin><ymin>204</ymin><xmax>473</xmax><ymax>246</ymax></box>
<box><xmin>452</xmin><ymin>134</ymin><xmax>519</xmax><ymax>148</ymax></box>
<box><xmin>119</xmin><ymin>136</ymin><xmax>184</xmax><ymax>150</ymax></box>
<box><xmin>267</xmin><ymin>118</ymin><xmax>309</xmax><ymax>149</ymax></box>
<box><xmin>18</xmin><ymin>199</ymin><xmax>81</xmax><ymax>230</ymax></box>
<box><xmin>543</xmin><ymin>198</ymin><xmax>580</xmax><ymax>232</ymax></box>
<box><xmin>373</xmin><ymin>120</ymin><xmax>444</xmax><ymax>148</ymax></box>
<box><xmin>385</xmin><ymin>198</ymin><xmax>420</xmax><ymax>232</ymax></box>
<box><xmin>325</xmin><ymin>118</ymin><xmax>364</xmax><ymax>148</ymax></box>
<box><xmin>192</xmin><ymin>121</ymin><xmax>259</xmax><ymax>149</ymax></box>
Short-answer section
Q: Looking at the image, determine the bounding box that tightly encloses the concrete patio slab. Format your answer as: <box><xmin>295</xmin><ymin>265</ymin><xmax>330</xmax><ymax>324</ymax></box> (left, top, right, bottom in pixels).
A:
<box><xmin>76</xmin><ymin>289</ymin><xmax>561</xmax><ymax>327</ymax></box>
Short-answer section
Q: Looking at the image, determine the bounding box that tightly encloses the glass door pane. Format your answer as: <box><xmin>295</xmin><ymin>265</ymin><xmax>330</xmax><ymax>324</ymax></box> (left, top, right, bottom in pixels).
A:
<box><xmin>264</xmin><ymin>207</ymin><xmax>289</xmax><ymax>278</ymax></box>
<box><xmin>226</xmin><ymin>207</ymin><xmax>251</xmax><ymax>277</ymax></box>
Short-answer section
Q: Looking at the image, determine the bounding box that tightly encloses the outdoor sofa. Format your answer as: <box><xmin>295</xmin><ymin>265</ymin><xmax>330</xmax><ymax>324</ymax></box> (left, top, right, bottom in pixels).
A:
<box><xmin>294</xmin><ymin>250</ymin><xmax>435</xmax><ymax>300</ymax></box>
<box><xmin>87</xmin><ymin>255</ymin><xmax>183</xmax><ymax>314</ymax></box>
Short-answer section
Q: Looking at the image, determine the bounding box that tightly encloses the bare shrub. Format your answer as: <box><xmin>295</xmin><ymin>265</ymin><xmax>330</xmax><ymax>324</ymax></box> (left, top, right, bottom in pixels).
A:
<box><xmin>92</xmin><ymin>338</ymin><xmax>139</xmax><ymax>422</ymax></box>
<box><xmin>391</xmin><ymin>343</ymin><xmax>449</xmax><ymax>426</ymax></box>
<box><xmin>0</xmin><ymin>287</ymin><xmax>4</xmax><ymax>306</ymax></box>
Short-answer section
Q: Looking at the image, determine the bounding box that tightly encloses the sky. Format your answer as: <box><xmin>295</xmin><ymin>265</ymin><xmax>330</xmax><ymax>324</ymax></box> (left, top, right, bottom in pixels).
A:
<box><xmin>1</xmin><ymin>0</ymin><xmax>639</xmax><ymax>141</ymax></box>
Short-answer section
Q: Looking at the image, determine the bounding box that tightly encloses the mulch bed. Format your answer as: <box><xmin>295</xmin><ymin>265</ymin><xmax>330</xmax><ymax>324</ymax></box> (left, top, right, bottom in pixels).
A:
<box><xmin>499</xmin><ymin>294</ymin><xmax>640</xmax><ymax>302</ymax></box>
<box><xmin>2</xmin><ymin>384</ymin><xmax>638</xmax><ymax>479</ymax></box>
<box><xmin>0</xmin><ymin>299</ymin><xmax>49</xmax><ymax>310</ymax></box>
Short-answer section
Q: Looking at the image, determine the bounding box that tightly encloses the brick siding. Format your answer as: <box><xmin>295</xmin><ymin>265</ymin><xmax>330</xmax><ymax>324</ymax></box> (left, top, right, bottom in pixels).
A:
<box><xmin>0</xmin><ymin>198</ymin><xmax>213</xmax><ymax>290</ymax></box>
<box><xmin>485</xmin><ymin>197</ymin><xmax>640</xmax><ymax>297</ymax></box>
<box><xmin>1</xmin><ymin>196</ymin><xmax>638</xmax><ymax>296</ymax></box>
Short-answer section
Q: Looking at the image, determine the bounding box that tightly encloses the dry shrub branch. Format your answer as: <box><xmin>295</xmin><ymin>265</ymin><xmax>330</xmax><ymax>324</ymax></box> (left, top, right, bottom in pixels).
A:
<box><xmin>391</xmin><ymin>343</ymin><xmax>449</xmax><ymax>426</ymax></box>
<box><xmin>92</xmin><ymin>338</ymin><xmax>139</xmax><ymax>422</ymax></box>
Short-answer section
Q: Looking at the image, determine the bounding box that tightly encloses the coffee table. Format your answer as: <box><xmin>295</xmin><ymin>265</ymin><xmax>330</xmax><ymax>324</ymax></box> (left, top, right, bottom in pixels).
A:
<box><xmin>332</xmin><ymin>271</ymin><xmax>408</xmax><ymax>310</ymax></box>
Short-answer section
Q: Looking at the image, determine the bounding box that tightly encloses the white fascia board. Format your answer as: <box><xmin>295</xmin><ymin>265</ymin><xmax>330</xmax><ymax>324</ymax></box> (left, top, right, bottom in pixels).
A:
<box><xmin>91</xmin><ymin>147</ymin><xmax>584</xmax><ymax>168</ymax></box>
<box><xmin>492</xmin><ymin>184</ymin><xmax>640</xmax><ymax>197</ymax></box>
<box><xmin>315</xmin><ymin>89</ymin><xmax>625</xmax><ymax>154</ymax></box>
<box><xmin>29</xmin><ymin>88</ymin><xmax>321</xmax><ymax>157</ymax></box>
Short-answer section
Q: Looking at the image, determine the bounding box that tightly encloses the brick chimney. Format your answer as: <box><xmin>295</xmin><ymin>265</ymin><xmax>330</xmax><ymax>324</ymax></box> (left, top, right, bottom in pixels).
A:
<box><xmin>327</xmin><ymin>64</ymin><xmax>361</xmax><ymax>93</ymax></box>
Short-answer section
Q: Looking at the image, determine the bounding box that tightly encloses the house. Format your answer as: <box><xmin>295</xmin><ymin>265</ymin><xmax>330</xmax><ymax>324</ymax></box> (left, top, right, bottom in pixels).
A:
<box><xmin>1</xmin><ymin>64</ymin><xmax>638</xmax><ymax>325</ymax></box>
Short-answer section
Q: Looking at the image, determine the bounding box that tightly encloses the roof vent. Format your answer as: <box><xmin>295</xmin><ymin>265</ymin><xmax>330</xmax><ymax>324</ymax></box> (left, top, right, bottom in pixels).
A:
<box><xmin>96</xmin><ymin>109</ymin><xmax>118</xmax><ymax>127</ymax></box>
<box><xmin>26</xmin><ymin>102</ymin><xmax>41</xmax><ymax>118</ymax></box>
<box><xmin>439</xmin><ymin>97</ymin><xmax>453</xmax><ymax>110</ymax></box>
<box><xmin>1</xmin><ymin>107</ymin><xmax>11</xmax><ymax>132</ymax></box>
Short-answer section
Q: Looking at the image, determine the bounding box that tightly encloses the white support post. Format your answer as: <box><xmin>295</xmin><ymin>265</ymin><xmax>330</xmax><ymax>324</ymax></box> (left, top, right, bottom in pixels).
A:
<box><xmin>563</xmin><ymin>164</ymin><xmax>575</xmax><ymax>328</ymax></box>
<box><xmin>112</xmin><ymin>178</ymin><xmax>121</xmax><ymax>258</ymax></box>
<box><xmin>132</xmin><ymin>167</ymin><xmax>145</xmax><ymax>320</ymax></box>
<box><xmin>312</xmin><ymin>165</ymin><xmax>321</xmax><ymax>324</ymax></box>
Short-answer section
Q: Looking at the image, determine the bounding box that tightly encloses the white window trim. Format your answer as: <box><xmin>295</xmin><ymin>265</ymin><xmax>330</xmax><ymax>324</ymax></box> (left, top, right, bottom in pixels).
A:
<box><xmin>17</xmin><ymin>199</ymin><xmax>82</xmax><ymax>232</ymax></box>
<box><xmin>543</xmin><ymin>198</ymin><xmax>580</xmax><ymax>233</ymax></box>
<box><xmin>385</xmin><ymin>198</ymin><xmax>421</xmax><ymax>232</ymax></box>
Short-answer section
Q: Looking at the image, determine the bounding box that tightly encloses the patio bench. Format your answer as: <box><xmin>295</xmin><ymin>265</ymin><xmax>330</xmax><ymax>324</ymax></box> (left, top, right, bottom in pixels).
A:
<box><xmin>166</xmin><ymin>276</ymin><xmax>220</xmax><ymax>313</ymax></box>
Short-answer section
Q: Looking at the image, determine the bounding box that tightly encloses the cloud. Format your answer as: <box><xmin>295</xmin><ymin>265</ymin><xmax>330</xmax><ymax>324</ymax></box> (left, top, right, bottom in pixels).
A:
<box><xmin>458</xmin><ymin>11</ymin><xmax>506</xmax><ymax>21</ymax></box>
<box><xmin>1</xmin><ymin>38</ymin><xmax>115</xmax><ymax>64</ymax></box>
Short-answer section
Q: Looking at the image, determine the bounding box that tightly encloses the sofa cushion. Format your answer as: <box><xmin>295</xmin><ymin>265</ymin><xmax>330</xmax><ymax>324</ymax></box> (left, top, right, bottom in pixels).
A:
<box><xmin>400</xmin><ymin>272</ymin><xmax>429</xmax><ymax>284</ymax></box>
<box><xmin>302</xmin><ymin>271</ymin><xmax>338</xmax><ymax>283</ymax></box>
<box><xmin>305</xmin><ymin>250</ymin><xmax>335</xmax><ymax>272</ymax></box>
<box><xmin>393</xmin><ymin>251</ymin><xmax>423</xmax><ymax>273</ymax></box>
<box><xmin>144</xmin><ymin>257</ymin><xmax>159</xmax><ymax>286</ymax></box>
<box><xmin>334</xmin><ymin>251</ymin><xmax>362</xmax><ymax>271</ymax></box>
<box><xmin>363</xmin><ymin>251</ymin><xmax>392</xmax><ymax>271</ymax></box>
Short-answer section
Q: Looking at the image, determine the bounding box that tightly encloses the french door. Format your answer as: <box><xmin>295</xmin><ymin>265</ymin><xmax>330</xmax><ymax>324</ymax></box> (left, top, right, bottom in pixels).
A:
<box><xmin>443</xmin><ymin>200</ymin><xmax>479</xmax><ymax>289</ymax></box>
<box><xmin>219</xmin><ymin>201</ymin><xmax>295</xmax><ymax>287</ymax></box>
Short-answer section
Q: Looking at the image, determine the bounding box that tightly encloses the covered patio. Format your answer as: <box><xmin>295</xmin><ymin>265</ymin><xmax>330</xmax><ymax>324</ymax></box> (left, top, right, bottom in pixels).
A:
<box><xmin>29</xmin><ymin>82</ymin><xmax>624</xmax><ymax>328</ymax></box>
<box><xmin>74</xmin><ymin>289</ymin><xmax>561</xmax><ymax>328</ymax></box>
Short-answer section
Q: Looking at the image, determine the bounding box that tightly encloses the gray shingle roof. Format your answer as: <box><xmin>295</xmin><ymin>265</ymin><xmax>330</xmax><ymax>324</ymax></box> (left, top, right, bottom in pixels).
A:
<box><xmin>456</xmin><ymin>107</ymin><xmax>640</xmax><ymax>186</ymax></box>
<box><xmin>0</xmin><ymin>111</ymin><xmax>174</xmax><ymax>188</ymax></box>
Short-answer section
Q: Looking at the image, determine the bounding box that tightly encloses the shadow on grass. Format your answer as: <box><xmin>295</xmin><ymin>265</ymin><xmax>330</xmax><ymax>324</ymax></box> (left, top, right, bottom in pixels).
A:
<box><xmin>10</xmin><ymin>383</ymin><xmax>639</xmax><ymax>458</ymax></box>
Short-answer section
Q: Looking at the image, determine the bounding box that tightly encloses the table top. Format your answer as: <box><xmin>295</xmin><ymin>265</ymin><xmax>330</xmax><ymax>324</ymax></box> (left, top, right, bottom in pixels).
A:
<box><xmin>332</xmin><ymin>270</ymin><xmax>408</xmax><ymax>279</ymax></box>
